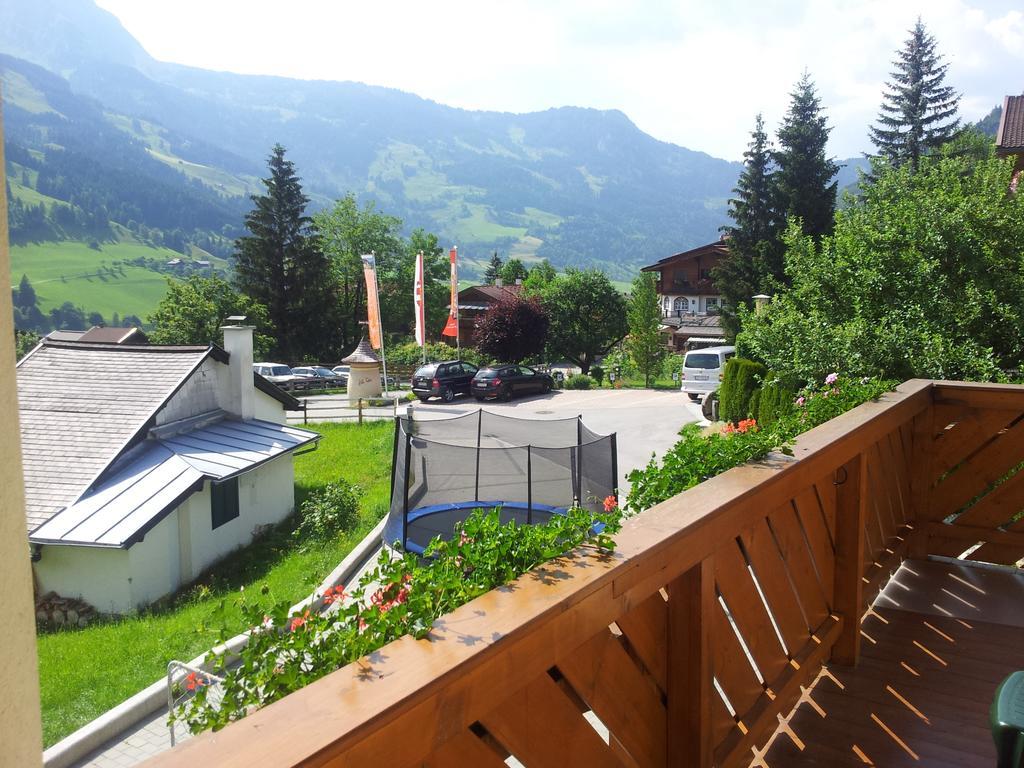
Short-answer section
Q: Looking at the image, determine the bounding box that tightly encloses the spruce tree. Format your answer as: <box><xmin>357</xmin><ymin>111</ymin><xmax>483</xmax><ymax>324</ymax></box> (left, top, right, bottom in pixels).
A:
<box><xmin>775</xmin><ymin>73</ymin><xmax>838</xmax><ymax>242</ymax></box>
<box><xmin>714</xmin><ymin>114</ymin><xmax>783</xmax><ymax>337</ymax></box>
<box><xmin>869</xmin><ymin>19</ymin><xmax>961</xmax><ymax>171</ymax></box>
<box><xmin>483</xmin><ymin>252</ymin><xmax>503</xmax><ymax>284</ymax></box>
<box><xmin>625</xmin><ymin>272</ymin><xmax>666</xmax><ymax>387</ymax></box>
<box><xmin>234</xmin><ymin>145</ymin><xmax>335</xmax><ymax>361</ymax></box>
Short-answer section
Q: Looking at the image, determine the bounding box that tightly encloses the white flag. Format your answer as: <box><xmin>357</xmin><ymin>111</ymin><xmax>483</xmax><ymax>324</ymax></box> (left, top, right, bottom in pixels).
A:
<box><xmin>414</xmin><ymin>251</ymin><xmax>426</xmax><ymax>346</ymax></box>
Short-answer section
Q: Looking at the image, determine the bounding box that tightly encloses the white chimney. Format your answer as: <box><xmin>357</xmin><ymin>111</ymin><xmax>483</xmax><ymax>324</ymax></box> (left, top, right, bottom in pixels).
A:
<box><xmin>495</xmin><ymin>277</ymin><xmax>504</xmax><ymax>287</ymax></box>
<box><xmin>221</xmin><ymin>316</ymin><xmax>255</xmax><ymax>420</ymax></box>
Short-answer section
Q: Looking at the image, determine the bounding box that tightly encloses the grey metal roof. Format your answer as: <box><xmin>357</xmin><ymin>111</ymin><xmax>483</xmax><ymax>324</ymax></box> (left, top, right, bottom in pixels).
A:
<box><xmin>16</xmin><ymin>340</ymin><xmax>214</xmax><ymax>533</ymax></box>
<box><xmin>30</xmin><ymin>419</ymin><xmax>319</xmax><ymax>547</ymax></box>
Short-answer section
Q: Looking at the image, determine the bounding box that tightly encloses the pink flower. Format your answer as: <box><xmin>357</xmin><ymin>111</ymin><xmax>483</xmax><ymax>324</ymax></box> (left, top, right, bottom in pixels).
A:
<box><xmin>795</xmin><ymin>396</ymin><xmax>805</xmax><ymax>407</ymax></box>
<box><xmin>824</xmin><ymin>372</ymin><xmax>839</xmax><ymax>385</ymax></box>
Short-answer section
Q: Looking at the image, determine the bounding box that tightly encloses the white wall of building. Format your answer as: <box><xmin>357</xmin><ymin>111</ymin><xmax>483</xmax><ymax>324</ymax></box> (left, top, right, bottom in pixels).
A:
<box><xmin>35</xmin><ymin>457</ymin><xmax>297</xmax><ymax>613</ymax></box>
<box><xmin>156</xmin><ymin>357</ymin><xmax>221</xmax><ymax>426</ymax></box>
<box><xmin>255</xmin><ymin>388</ymin><xmax>286</xmax><ymax>423</ymax></box>
<box><xmin>34</xmin><ymin>545</ymin><xmax>133</xmax><ymax>615</ymax></box>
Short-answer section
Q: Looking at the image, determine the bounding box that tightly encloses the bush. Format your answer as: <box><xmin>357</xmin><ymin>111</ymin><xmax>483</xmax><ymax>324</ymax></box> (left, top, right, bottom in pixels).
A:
<box><xmin>385</xmin><ymin>341</ymin><xmax>487</xmax><ymax>368</ymax></box>
<box><xmin>720</xmin><ymin>358</ymin><xmax>766</xmax><ymax>424</ymax></box>
<box><xmin>565</xmin><ymin>374</ymin><xmax>596</xmax><ymax>390</ymax></box>
<box><xmin>757</xmin><ymin>374</ymin><xmax>796</xmax><ymax>427</ymax></box>
<box><xmin>590</xmin><ymin>366</ymin><xmax>605</xmax><ymax>386</ymax></box>
<box><xmin>293</xmin><ymin>481</ymin><xmax>360</xmax><ymax>540</ymax></box>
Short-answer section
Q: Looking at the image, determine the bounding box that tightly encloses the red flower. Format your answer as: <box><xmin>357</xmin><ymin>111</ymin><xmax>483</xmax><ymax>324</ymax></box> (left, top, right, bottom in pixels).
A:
<box><xmin>322</xmin><ymin>585</ymin><xmax>347</xmax><ymax>605</ymax></box>
<box><xmin>603</xmin><ymin>495</ymin><xmax>618</xmax><ymax>512</ymax></box>
<box><xmin>184</xmin><ymin>671</ymin><xmax>207</xmax><ymax>691</ymax></box>
<box><xmin>289</xmin><ymin>610</ymin><xmax>311</xmax><ymax>632</ymax></box>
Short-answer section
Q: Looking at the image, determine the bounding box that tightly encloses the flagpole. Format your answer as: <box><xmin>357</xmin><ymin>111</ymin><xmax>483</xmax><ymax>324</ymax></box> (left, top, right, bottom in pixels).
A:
<box><xmin>454</xmin><ymin>246</ymin><xmax>461</xmax><ymax>358</ymax></box>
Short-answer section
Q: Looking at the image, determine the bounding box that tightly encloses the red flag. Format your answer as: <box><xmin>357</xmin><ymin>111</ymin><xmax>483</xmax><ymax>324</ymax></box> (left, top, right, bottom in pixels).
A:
<box><xmin>442</xmin><ymin>246</ymin><xmax>459</xmax><ymax>338</ymax></box>
<box><xmin>414</xmin><ymin>251</ymin><xmax>426</xmax><ymax>346</ymax></box>
<box><xmin>360</xmin><ymin>255</ymin><xmax>382</xmax><ymax>350</ymax></box>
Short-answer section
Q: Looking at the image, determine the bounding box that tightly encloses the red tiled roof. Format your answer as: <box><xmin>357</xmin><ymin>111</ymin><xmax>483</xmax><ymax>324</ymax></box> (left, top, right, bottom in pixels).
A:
<box><xmin>997</xmin><ymin>95</ymin><xmax>1024</xmax><ymax>151</ymax></box>
<box><xmin>640</xmin><ymin>238</ymin><xmax>729</xmax><ymax>272</ymax></box>
<box><xmin>459</xmin><ymin>284</ymin><xmax>523</xmax><ymax>303</ymax></box>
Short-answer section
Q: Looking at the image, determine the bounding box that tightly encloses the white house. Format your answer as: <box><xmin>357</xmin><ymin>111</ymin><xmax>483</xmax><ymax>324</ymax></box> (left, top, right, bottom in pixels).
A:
<box><xmin>17</xmin><ymin>321</ymin><xmax>319</xmax><ymax>614</ymax></box>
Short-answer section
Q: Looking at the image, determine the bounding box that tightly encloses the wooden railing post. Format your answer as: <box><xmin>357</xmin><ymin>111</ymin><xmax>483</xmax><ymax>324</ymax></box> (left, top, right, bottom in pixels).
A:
<box><xmin>832</xmin><ymin>453</ymin><xmax>867</xmax><ymax>666</ymax></box>
<box><xmin>908</xmin><ymin>395</ymin><xmax>935</xmax><ymax>558</ymax></box>
<box><xmin>667</xmin><ymin>556</ymin><xmax>714</xmax><ymax>767</ymax></box>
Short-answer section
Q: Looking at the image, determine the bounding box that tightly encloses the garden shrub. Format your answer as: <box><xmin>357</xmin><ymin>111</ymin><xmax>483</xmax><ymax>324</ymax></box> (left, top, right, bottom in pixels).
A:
<box><xmin>590</xmin><ymin>365</ymin><xmax>605</xmax><ymax>386</ymax></box>
<box><xmin>720</xmin><ymin>358</ymin><xmax>766</xmax><ymax>424</ymax></box>
<box><xmin>756</xmin><ymin>374</ymin><xmax>796</xmax><ymax>427</ymax></box>
<box><xmin>626</xmin><ymin>373</ymin><xmax>894</xmax><ymax>514</ymax></box>
<box><xmin>565</xmin><ymin>374</ymin><xmax>595</xmax><ymax>390</ymax></box>
<box><xmin>293</xmin><ymin>481</ymin><xmax>360</xmax><ymax>540</ymax></box>
<box><xmin>180</xmin><ymin>504</ymin><xmax>622</xmax><ymax>734</ymax></box>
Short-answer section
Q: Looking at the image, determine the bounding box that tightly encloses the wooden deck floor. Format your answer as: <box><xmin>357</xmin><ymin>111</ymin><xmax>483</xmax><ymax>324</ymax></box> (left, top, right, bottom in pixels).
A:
<box><xmin>758</xmin><ymin>559</ymin><xmax>1024</xmax><ymax>767</ymax></box>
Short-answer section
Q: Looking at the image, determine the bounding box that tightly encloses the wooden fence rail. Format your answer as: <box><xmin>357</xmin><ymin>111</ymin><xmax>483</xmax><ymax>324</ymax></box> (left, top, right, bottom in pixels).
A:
<box><xmin>149</xmin><ymin>379</ymin><xmax>1024</xmax><ymax>768</ymax></box>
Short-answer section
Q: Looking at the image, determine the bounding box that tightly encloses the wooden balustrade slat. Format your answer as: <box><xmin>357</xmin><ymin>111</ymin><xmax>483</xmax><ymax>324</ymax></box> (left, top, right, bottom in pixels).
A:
<box><xmin>814</xmin><ymin>474</ymin><xmax>838</xmax><ymax>545</ymax></box>
<box><xmin>947</xmin><ymin>467</ymin><xmax>1024</xmax><ymax>530</ymax></box>
<box><xmin>879</xmin><ymin>433</ymin><xmax>909</xmax><ymax>527</ymax></box>
<box><xmin>712</xmin><ymin>688</ymin><xmax>739</xmax><ymax>747</ymax></box>
<box><xmin>712</xmin><ymin>595</ymin><xmax>765</xmax><ymax>724</ymax></box>
<box><xmin>865</xmin><ymin>453</ymin><xmax>893</xmax><ymax>560</ymax></box>
<box><xmin>740</xmin><ymin>518</ymin><xmax>811</xmax><ymax>654</ymax></box>
<box><xmin>793</xmin><ymin>487</ymin><xmax>835</xmax><ymax>610</ymax></box>
<box><xmin>928</xmin><ymin>417</ymin><xmax>1024</xmax><ymax>522</ymax></box>
<box><xmin>892</xmin><ymin>424</ymin><xmax>914</xmax><ymax>515</ymax></box>
<box><xmin>422</xmin><ymin>729</ymin><xmax>509</xmax><ymax>768</ymax></box>
<box><xmin>666</xmin><ymin>559</ymin><xmax>714</xmax><ymax>768</ymax></box>
<box><xmin>715</xmin><ymin>615</ymin><xmax>843</xmax><ymax>768</ymax></box>
<box><xmin>557</xmin><ymin>626</ymin><xmax>666</xmax><ymax>768</ymax></box>
<box><xmin>934</xmin><ymin>381</ymin><xmax>1024</xmax><ymax>411</ymax></box>
<box><xmin>479</xmin><ymin>672</ymin><xmax>623</xmax><ymax>768</ymax></box>
<box><xmin>909</xmin><ymin>406</ymin><xmax>936</xmax><ymax>558</ymax></box>
<box><xmin>869</xmin><ymin>440</ymin><xmax>899</xmax><ymax>536</ymax></box>
<box><xmin>862</xmin><ymin>526</ymin><xmax>911</xmax><ymax>609</ymax></box>
<box><xmin>612</xmin><ymin>591</ymin><xmax>667</xmax><ymax>694</ymax></box>
<box><xmin>832</xmin><ymin>453</ymin><xmax>867</xmax><ymax>666</ymax></box>
<box><xmin>933</xmin><ymin>409</ymin><xmax>1021</xmax><ymax>477</ymax></box>
<box><xmin>769</xmin><ymin>502</ymin><xmax>831</xmax><ymax>631</ymax></box>
<box><xmin>714</xmin><ymin>539</ymin><xmax>789</xmax><ymax>685</ymax></box>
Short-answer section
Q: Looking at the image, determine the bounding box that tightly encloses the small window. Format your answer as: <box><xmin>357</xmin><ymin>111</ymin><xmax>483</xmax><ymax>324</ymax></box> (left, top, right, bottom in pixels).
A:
<box><xmin>518</xmin><ymin>366</ymin><xmax>535</xmax><ymax>376</ymax></box>
<box><xmin>211</xmin><ymin>478</ymin><xmax>240</xmax><ymax>529</ymax></box>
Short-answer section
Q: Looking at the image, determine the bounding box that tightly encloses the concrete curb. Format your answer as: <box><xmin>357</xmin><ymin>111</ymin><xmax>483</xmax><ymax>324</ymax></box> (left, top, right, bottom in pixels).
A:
<box><xmin>43</xmin><ymin>518</ymin><xmax>386</xmax><ymax>768</ymax></box>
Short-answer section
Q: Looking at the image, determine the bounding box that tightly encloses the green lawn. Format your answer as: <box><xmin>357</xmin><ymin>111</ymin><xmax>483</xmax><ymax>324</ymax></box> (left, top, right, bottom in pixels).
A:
<box><xmin>9</xmin><ymin>240</ymin><xmax>181</xmax><ymax>319</ymax></box>
<box><xmin>36</xmin><ymin>420</ymin><xmax>394</xmax><ymax>747</ymax></box>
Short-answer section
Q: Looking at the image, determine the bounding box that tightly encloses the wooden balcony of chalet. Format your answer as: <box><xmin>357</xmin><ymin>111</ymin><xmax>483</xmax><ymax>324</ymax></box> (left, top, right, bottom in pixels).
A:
<box><xmin>149</xmin><ymin>379</ymin><xmax>1024</xmax><ymax>768</ymax></box>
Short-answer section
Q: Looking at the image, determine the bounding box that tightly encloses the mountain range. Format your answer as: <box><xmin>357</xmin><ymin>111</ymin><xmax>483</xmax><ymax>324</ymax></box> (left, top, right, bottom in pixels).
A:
<box><xmin>1</xmin><ymin>0</ymin><xmax>766</xmax><ymax>284</ymax></box>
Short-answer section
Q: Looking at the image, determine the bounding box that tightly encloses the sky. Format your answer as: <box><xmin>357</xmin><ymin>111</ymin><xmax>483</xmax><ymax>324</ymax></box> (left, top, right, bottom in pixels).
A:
<box><xmin>94</xmin><ymin>0</ymin><xmax>1024</xmax><ymax>161</ymax></box>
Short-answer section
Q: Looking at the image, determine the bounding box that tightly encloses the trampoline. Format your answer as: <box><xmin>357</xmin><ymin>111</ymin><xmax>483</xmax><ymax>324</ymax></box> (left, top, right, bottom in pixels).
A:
<box><xmin>384</xmin><ymin>409</ymin><xmax>618</xmax><ymax>554</ymax></box>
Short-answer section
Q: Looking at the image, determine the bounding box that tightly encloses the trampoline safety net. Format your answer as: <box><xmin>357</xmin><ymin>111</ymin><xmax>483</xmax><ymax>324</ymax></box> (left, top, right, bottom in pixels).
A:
<box><xmin>384</xmin><ymin>410</ymin><xmax>618</xmax><ymax>554</ymax></box>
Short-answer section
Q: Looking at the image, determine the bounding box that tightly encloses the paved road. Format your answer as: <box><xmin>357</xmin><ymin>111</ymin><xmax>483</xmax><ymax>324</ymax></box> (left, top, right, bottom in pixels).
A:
<box><xmin>406</xmin><ymin>388</ymin><xmax>703</xmax><ymax>497</ymax></box>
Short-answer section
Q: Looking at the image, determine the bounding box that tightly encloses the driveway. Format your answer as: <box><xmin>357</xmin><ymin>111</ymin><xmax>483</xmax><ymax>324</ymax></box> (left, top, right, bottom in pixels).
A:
<box><xmin>408</xmin><ymin>388</ymin><xmax>702</xmax><ymax>497</ymax></box>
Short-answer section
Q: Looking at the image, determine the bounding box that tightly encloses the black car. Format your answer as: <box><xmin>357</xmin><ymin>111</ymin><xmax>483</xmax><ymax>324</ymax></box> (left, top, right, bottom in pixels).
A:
<box><xmin>471</xmin><ymin>365</ymin><xmax>553</xmax><ymax>401</ymax></box>
<box><xmin>411</xmin><ymin>360</ymin><xmax>479</xmax><ymax>402</ymax></box>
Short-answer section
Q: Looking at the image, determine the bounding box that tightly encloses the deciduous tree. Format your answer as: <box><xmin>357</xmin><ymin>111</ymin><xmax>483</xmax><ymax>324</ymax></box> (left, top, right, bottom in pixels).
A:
<box><xmin>475</xmin><ymin>294</ymin><xmax>549</xmax><ymax>363</ymax></box>
<box><xmin>498</xmin><ymin>258</ymin><xmax>529</xmax><ymax>285</ymax></box>
<box><xmin>542</xmin><ymin>269</ymin><xmax>627</xmax><ymax>374</ymax></box>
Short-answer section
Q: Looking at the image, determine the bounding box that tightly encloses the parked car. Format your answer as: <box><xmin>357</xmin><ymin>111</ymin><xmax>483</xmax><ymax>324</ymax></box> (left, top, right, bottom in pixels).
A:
<box><xmin>253</xmin><ymin>362</ymin><xmax>300</xmax><ymax>390</ymax></box>
<box><xmin>331</xmin><ymin>365</ymin><xmax>351</xmax><ymax>386</ymax></box>
<box><xmin>472</xmin><ymin>364</ymin><xmax>553</xmax><ymax>402</ymax></box>
<box><xmin>292</xmin><ymin>366</ymin><xmax>346</xmax><ymax>389</ymax></box>
<box><xmin>411</xmin><ymin>360</ymin><xmax>478</xmax><ymax>402</ymax></box>
<box><xmin>679</xmin><ymin>345</ymin><xmax>735</xmax><ymax>401</ymax></box>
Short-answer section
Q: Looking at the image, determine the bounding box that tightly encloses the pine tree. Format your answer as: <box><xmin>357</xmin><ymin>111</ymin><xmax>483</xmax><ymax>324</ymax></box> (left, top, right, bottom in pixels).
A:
<box><xmin>234</xmin><ymin>145</ymin><xmax>335</xmax><ymax>361</ymax></box>
<box><xmin>714</xmin><ymin>114</ymin><xmax>784</xmax><ymax>338</ymax></box>
<box><xmin>869</xmin><ymin>19</ymin><xmax>961</xmax><ymax>171</ymax></box>
<box><xmin>14</xmin><ymin>274</ymin><xmax>37</xmax><ymax>311</ymax></box>
<box><xmin>775</xmin><ymin>73</ymin><xmax>838</xmax><ymax>242</ymax></box>
<box><xmin>483</xmin><ymin>252</ymin><xmax>503</xmax><ymax>284</ymax></box>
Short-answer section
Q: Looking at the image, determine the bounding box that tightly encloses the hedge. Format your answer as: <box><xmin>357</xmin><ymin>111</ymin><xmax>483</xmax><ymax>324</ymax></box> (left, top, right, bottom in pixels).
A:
<box><xmin>757</xmin><ymin>374</ymin><xmax>796</xmax><ymax>427</ymax></box>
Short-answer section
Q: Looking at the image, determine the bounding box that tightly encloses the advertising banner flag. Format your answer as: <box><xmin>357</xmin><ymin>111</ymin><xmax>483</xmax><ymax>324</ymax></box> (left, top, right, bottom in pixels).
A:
<box><xmin>360</xmin><ymin>254</ymin><xmax>382</xmax><ymax>350</ymax></box>
<box><xmin>414</xmin><ymin>250</ymin><xmax>426</xmax><ymax>347</ymax></box>
<box><xmin>442</xmin><ymin>246</ymin><xmax>459</xmax><ymax>338</ymax></box>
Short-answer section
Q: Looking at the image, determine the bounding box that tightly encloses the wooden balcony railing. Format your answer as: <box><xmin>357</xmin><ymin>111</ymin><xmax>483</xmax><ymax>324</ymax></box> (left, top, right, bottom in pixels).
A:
<box><xmin>148</xmin><ymin>379</ymin><xmax>1024</xmax><ymax>768</ymax></box>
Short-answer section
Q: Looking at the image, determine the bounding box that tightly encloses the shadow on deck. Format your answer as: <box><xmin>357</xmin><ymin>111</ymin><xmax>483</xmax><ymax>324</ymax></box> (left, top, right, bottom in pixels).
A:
<box><xmin>761</xmin><ymin>559</ymin><xmax>1024</xmax><ymax>767</ymax></box>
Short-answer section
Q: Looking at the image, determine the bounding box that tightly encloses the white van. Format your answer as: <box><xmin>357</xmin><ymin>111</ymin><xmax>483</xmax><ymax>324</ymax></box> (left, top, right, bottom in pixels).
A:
<box><xmin>680</xmin><ymin>346</ymin><xmax>735</xmax><ymax>401</ymax></box>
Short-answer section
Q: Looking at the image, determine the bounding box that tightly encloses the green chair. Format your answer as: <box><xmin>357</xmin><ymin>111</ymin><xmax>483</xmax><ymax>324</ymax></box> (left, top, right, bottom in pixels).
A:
<box><xmin>992</xmin><ymin>671</ymin><xmax>1024</xmax><ymax>768</ymax></box>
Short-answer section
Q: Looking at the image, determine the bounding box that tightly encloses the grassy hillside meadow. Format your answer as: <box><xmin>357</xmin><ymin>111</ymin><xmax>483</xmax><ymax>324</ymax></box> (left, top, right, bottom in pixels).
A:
<box><xmin>9</xmin><ymin>240</ymin><xmax>182</xmax><ymax>320</ymax></box>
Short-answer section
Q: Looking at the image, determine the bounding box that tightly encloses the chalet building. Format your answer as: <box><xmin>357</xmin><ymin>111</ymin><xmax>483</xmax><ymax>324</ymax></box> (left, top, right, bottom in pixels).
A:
<box><xmin>640</xmin><ymin>238</ymin><xmax>728</xmax><ymax>352</ymax></box>
<box><xmin>996</xmin><ymin>94</ymin><xmax>1024</xmax><ymax>189</ymax></box>
<box><xmin>17</xmin><ymin>321</ymin><xmax>318</xmax><ymax>614</ymax></box>
<box><xmin>454</xmin><ymin>280</ymin><xmax>523</xmax><ymax>347</ymax></box>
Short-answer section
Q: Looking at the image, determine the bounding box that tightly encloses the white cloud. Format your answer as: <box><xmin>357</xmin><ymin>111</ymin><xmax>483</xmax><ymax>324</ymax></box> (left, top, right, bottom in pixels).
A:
<box><xmin>94</xmin><ymin>0</ymin><xmax>1023</xmax><ymax>161</ymax></box>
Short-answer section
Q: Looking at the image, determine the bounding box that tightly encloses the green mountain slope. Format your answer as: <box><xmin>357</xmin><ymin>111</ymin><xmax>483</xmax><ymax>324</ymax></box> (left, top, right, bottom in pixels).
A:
<box><xmin>0</xmin><ymin>0</ymin><xmax>744</xmax><ymax>281</ymax></box>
